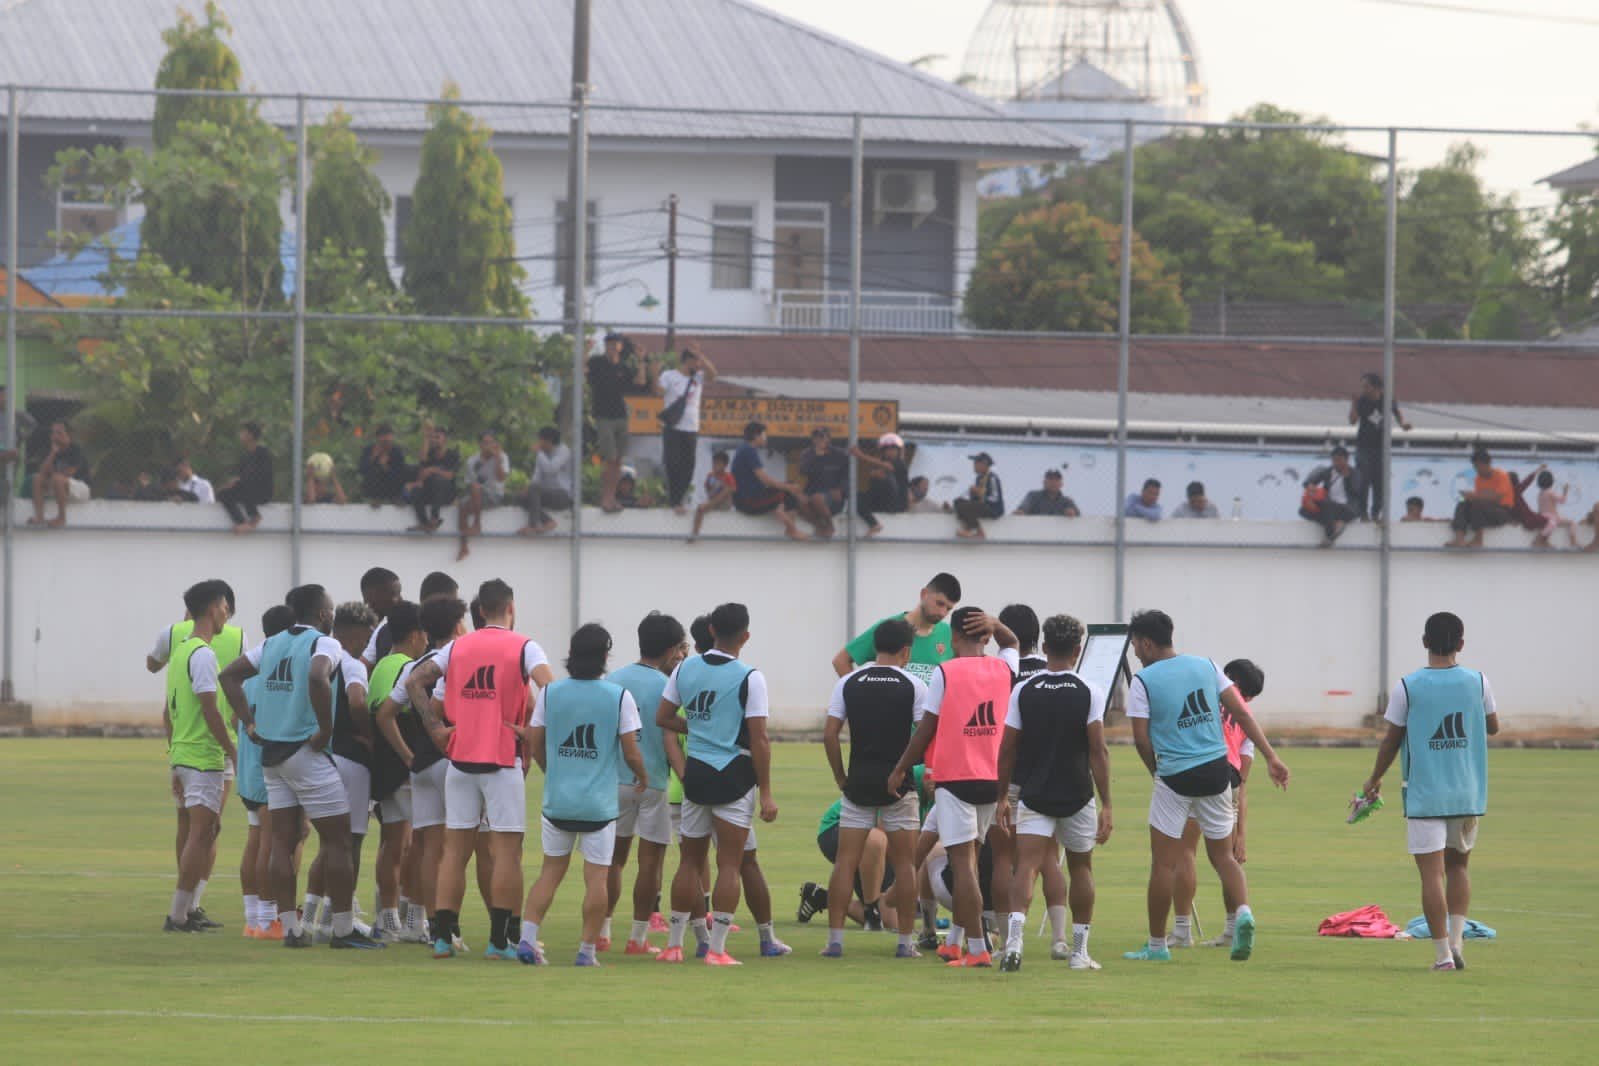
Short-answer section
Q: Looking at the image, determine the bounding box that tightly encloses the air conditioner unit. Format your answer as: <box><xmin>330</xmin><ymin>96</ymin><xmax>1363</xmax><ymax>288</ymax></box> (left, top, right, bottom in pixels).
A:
<box><xmin>873</xmin><ymin>169</ymin><xmax>936</xmax><ymax>217</ymax></box>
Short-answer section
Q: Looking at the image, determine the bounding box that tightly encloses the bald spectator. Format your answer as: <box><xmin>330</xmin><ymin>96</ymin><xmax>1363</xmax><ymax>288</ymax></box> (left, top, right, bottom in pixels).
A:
<box><xmin>1013</xmin><ymin>468</ymin><xmax>1079</xmax><ymax>517</ymax></box>
<box><xmin>1171</xmin><ymin>480</ymin><xmax>1219</xmax><ymax>518</ymax></box>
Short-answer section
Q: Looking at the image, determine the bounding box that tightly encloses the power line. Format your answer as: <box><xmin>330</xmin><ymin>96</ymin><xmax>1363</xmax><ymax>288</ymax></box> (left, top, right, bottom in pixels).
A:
<box><xmin>1356</xmin><ymin>0</ymin><xmax>1599</xmax><ymax>27</ymax></box>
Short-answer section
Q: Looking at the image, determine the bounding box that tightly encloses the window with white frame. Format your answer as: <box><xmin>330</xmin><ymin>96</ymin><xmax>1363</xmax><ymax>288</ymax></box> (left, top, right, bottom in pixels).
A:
<box><xmin>710</xmin><ymin>204</ymin><xmax>755</xmax><ymax>290</ymax></box>
<box><xmin>55</xmin><ymin>183</ymin><xmax>122</xmax><ymax>245</ymax></box>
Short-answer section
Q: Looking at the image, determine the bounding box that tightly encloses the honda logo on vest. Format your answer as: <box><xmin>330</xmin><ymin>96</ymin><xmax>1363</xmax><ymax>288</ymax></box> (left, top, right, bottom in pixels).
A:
<box><xmin>558</xmin><ymin>723</ymin><xmax>600</xmax><ymax>759</ymax></box>
<box><xmin>1428</xmin><ymin>712</ymin><xmax>1468</xmax><ymax>751</ymax></box>
<box><xmin>963</xmin><ymin>700</ymin><xmax>997</xmax><ymax>737</ymax></box>
<box><xmin>1177</xmin><ymin>688</ymin><xmax>1213</xmax><ymax>728</ymax></box>
<box><xmin>461</xmin><ymin>665</ymin><xmax>497</xmax><ymax>699</ymax></box>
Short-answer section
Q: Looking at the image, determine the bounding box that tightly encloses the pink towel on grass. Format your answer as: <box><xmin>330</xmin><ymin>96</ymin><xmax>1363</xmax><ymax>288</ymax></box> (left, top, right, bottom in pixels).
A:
<box><xmin>1318</xmin><ymin>905</ymin><xmax>1403</xmax><ymax>938</ymax></box>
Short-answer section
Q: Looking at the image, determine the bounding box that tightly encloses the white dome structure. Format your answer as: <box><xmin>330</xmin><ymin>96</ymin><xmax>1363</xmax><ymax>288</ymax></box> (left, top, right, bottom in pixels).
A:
<box><xmin>962</xmin><ymin>1</ymin><xmax>1206</xmax><ymax>192</ymax></box>
<box><xmin>961</xmin><ymin>0</ymin><xmax>1205</xmax><ymax>117</ymax></box>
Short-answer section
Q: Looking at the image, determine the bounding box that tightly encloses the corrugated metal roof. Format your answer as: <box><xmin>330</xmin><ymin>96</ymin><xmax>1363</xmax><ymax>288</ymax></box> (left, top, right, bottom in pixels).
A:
<box><xmin>1541</xmin><ymin>156</ymin><xmax>1599</xmax><ymax>192</ymax></box>
<box><xmin>639</xmin><ymin>333</ymin><xmax>1599</xmax><ymax>413</ymax></box>
<box><xmin>0</xmin><ymin>0</ymin><xmax>1075</xmax><ymax>153</ymax></box>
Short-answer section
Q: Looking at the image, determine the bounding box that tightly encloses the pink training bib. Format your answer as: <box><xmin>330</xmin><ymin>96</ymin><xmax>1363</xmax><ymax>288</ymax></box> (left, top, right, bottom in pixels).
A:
<box><xmin>443</xmin><ymin>628</ymin><xmax>530</xmax><ymax>767</ymax></box>
<box><xmin>929</xmin><ymin>657</ymin><xmax>1013</xmax><ymax>784</ymax></box>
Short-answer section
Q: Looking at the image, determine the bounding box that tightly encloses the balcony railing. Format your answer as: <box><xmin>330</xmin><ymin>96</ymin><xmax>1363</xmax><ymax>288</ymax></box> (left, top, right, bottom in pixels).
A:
<box><xmin>774</xmin><ymin>290</ymin><xmax>961</xmax><ymax>333</ymax></box>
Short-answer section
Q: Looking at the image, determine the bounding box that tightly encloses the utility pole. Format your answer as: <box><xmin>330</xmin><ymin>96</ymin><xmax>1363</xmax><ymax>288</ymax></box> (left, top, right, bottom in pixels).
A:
<box><xmin>664</xmin><ymin>193</ymin><xmax>679</xmax><ymax>353</ymax></box>
<box><xmin>565</xmin><ymin>0</ymin><xmax>592</xmax><ymax>632</ymax></box>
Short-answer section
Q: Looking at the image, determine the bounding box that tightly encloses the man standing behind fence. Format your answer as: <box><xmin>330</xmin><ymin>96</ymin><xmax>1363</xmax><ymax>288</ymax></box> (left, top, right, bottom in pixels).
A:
<box><xmin>656</xmin><ymin>343</ymin><xmax>716</xmax><ymax>514</ymax></box>
<box><xmin>1350</xmin><ymin>373</ymin><xmax>1411</xmax><ymax>521</ymax></box>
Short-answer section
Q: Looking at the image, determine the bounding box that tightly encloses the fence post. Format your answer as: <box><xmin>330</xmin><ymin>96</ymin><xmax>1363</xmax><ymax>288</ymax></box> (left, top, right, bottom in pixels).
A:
<box><xmin>1113</xmin><ymin>119</ymin><xmax>1135</xmax><ymax>622</ymax></box>
<box><xmin>1379</xmin><ymin>128</ymin><xmax>1398</xmax><ymax>716</ymax></box>
<box><xmin>290</xmin><ymin>95</ymin><xmax>308</xmax><ymax>585</ymax></box>
<box><xmin>566</xmin><ymin>0</ymin><xmax>592</xmax><ymax>633</ymax></box>
<box><xmin>846</xmin><ymin>113</ymin><xmax>863</xmax><ymax>643</ymax></box>
<box><xmin>3</xmin><ymin>85</ymin><xmax>18</xmax><ymax>705</ymax></box>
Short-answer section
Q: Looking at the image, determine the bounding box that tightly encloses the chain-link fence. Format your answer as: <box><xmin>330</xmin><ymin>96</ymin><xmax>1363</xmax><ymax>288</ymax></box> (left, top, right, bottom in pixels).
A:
<box><xmin>6</xmin><ymin>82</ymin><xmax>1599</xmax><ymax>705</ymax></box>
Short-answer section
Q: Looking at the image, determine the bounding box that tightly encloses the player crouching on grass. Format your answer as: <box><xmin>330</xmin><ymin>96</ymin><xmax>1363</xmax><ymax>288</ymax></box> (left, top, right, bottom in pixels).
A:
<box><xmin>995</xmin><ymin>614</ymin><xmax>1112</xmax><ymax>973</ymax></box>
<box><xmin>1362</xmin><ymin>611</ymin><xmax>1497</xmax><ymax>972</ymax></box>
<box><xmin>512</xmin><ymin>624</ymin><xmax>649</xmax><ymax>966</ymax></box>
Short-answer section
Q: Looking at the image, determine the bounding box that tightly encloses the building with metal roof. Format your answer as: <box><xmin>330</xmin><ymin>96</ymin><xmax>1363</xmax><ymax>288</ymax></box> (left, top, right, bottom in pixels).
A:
<box><xmin>0</xmin><ymin>0</ymin><xmax>1079</xmax><ymax>327</ymax></box>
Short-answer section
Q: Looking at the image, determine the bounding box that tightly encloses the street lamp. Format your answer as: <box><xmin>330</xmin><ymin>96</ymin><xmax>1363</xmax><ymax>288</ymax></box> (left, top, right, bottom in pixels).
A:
<box><xmin>588</xmin><ymin>278</ymin><xmax>660</xmax><ymax>320</ymax></box>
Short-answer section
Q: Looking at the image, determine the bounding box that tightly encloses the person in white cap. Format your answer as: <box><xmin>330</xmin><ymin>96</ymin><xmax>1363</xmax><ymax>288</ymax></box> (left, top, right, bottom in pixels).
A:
<box><xmin>852</xmin><ymin>433</ymin><xmax>910</xmax><ymax>537</ymax></box>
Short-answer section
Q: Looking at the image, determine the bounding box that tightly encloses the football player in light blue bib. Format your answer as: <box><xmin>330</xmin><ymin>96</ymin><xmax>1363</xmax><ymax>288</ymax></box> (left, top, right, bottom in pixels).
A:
<box><xmin>1363</xmin><ymin>612</ymin><xmax>1498</xmax><ymax>972</ymax></box>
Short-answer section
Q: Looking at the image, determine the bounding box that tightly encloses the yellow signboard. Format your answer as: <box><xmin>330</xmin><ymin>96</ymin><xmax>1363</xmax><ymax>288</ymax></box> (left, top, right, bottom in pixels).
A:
<box><xmin>626</xmin><ymin>395</ymin><xmax>899</xmax><ymax>441</ymax></box>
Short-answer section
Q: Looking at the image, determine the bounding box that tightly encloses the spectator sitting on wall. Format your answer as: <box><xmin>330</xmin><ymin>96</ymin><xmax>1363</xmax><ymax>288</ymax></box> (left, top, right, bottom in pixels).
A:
<box><xmin>1171</xmin><ymin>480</ymin><xmax>1219</xmax><ymax>518</ymax></box>
<box><xmin>853</xmin><ymin>432</ymin><xmax>909</xmax><ymax>537</ymax></box>
<box><xmin>689</xmin><ymin>449</ymin><xmax>736</xmax><ymax>542</ymax></box>
<box><xmin>359</xmin><ymin>424</ymin><xmax>409</xmax><ymax>505</ymax></box>
<box><xmin>1300</xmin><ymin>446</ymin><xmax>1367</xmax><ymax>547</ymax></box>
<box><xmin>521</xmin><ymin>426</ymin><xmax>573</xmax><ymax>537</ymax></box>
<box><xmin>1446</xmin><ymin>448</ymin><xmax>1514</xmax><ymax>550</ymax></box>
<box><xmin>1581</xmin><ymin>503</ymin><xmax>1599</xmax><ymax>553</ymax></box>
<box><xmin>27</xmin><ymin>420</ymin><xmax>91</xmax><ymax>529</ymax></box>
<box><xmin>172</xmin><ymin>456</ymin><xmax>214</xmax><ymax>503</ymax></box>
<box><xmin>304</xmin><ymin>452</ymin><xmax>346</xmax><ymax>505</ymax></box>
<box><xmin>1401</xmin><ymin>496</ymin><xmax>1428</xmax><ymax>522</ymax></box>
<box><xmin>217</xmin><ymin>421</ymin><xmax>273</xmax><ymax>535</ymax></box>
<box><xmin>457</xmin><ymin>431</ymin><xmax>508</xmax><ymax>561</ymax></box>
<box><xmin>954</xmin><ymin>451</ymin><xmax>1004</xmax><ymax>540</ymax></box>
<box><xmin>406</xmin><ymin>424</ymin><xmax>459</xmax><ymax>534</ymax></box>
<box><xmin>798</xmin><ymin>426</ymin><xmax>849</xmax><ymax>539</ymax></box>
<box><xmin>906</xmin><ymin>475</ymin><xmax>947</xmax><ymax>514</ymax></box>
<box><xmin>615</xmin><ymin>465</ymin><xmax>659</xmax><ymax>509</ymax></box>
<box><xmin>731</xmin><ymin>420</ymin><xmax>809</xmax><ymax>541</ymax></box>
<box><xmin>1013</xmin><ymin>467</ymin><xmax>1079</xmax><ymax>517</ymax></box>
<box><xmin>1124</xmin><ymin>478</ymin><xmax>1163</xmax><ymax>521</ymax></box>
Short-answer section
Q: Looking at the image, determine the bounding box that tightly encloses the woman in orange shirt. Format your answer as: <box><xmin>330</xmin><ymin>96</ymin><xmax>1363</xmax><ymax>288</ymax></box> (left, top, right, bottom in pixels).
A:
<box><xmin>1446</xmin><ymin>449</ymin><xmax>1515</xmax><ymax>549</ymax></box>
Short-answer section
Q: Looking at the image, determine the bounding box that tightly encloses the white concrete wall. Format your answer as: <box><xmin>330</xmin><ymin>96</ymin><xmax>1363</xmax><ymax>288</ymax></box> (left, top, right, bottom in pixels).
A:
<box><xmin>4</xmin><ymin>501</ymin><xmax>1592</xmax><ymax>730</ymax></box>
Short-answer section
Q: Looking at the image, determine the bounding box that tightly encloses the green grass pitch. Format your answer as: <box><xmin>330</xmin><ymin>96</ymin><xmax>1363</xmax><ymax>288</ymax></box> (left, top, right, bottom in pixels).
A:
<box><xmin>0</xmin><ymin>740</ymin><xmax>1593</xmax><ymax>1064</ymax></box>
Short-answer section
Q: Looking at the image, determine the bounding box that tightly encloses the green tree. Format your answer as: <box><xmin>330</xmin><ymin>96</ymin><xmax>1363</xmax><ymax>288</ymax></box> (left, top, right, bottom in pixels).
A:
<box><xmin>403</xmin><ymin>86</ymin><xmax>528</xmax><ymax>317</ymax></box>
<box><xmin>1541</xmin><ymin>191</ymin><xmax>1599</xmax><ymax>314</ymax></box>
<box><xmin>151</xmin><ymin>2</ymin><xmax>248</xmax><ymax>149</ymax></box>
<box><xmin>306</xmin><ymin>109</ymin><xmax>394</xmax><ymax>305</ymax></box>
<box><xmin>1136</xmin><ymin>193</ymin><xmax>1345</xmax><ymax>302</ymax></box>
<box><xmin>137</xmin><ymin>3</ymin><xmax>288</xmax><ymax>306</ymax></box>
<box><xmin>965</xmin><ymin>201</ymin><xmax>1187</xmax><ymax>333</ymax></box>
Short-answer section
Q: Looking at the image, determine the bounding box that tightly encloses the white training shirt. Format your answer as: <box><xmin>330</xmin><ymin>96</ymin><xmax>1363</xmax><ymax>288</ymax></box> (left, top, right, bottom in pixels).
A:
<box><xmin>340</xmin><ymin>651</ymin><xmax>369</xmax><ymax>699</ymax></box>
<box><xmin>661</xmin><ymin>656</ymin><xmax>769</xmax><ymax>719</ymax></box>
<box><xmin>430</xmin><ymin>630</ymin><xmax>549</xmax><ymax>681</ymax></box>
<box><xmin>657</xmin><ymin>368</ymin><xmax>703</xmax><ymax>433</ymax></box>
<box><xmin>826</xmin><ymin>664</ymin><xmax>928</xmax><ymax>724</ymax></box>
<box><xmin>187</xmin><ymin>645</ymin><xmax>220</xmax><ymax>696</ymax></box>
<box><xmin>1384</xmin><ymin>673</ymin><xmax>1497</xmax><ymax>728</ymax></box>
<box><xmin>920</xmin><ymin>646</ymin><xmax>1020</xmax><ymax>718</ymax></box>
<box><xmin>1003</xmin><ymin>669</ymin><xmax>1107</xmax><ymax>730</ymax></box>
<box><xmin>388</xmin><ymin>655</ymin><xmax>447</xmax><ymax>708</ymax></box>
<box><xmin>243</xmin><ymin>630</ymin><xmax>342</xmax><ymax>672</ymax></box>
<box><xmin>1124</xmin><ymin>659</ymin><xmax>1234</xmax><ymax>720</ymax></box>
<box><xmin>531</xmin><ymin>687</ymin><xmax>641</xmax><ymax>734</ymax></box>
<box><xmin>360</xmin><ymin>618</ymin><xmax>388</xmax><ymax>666</ymax></box>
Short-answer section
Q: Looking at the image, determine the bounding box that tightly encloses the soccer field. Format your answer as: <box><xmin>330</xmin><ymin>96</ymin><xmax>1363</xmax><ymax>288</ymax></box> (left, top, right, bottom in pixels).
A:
<box><xmin>0</xmin><ymin>740</ymin><xmax>1593</xmax><ymax>1065</ymax></box>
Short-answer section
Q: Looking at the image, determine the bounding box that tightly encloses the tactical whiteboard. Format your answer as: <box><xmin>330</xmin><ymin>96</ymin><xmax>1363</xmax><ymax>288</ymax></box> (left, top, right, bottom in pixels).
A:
<box><xmin>1076</xmin><ymin>624</ymin><xmax>1133</xmax><ymax>711</ymax></box>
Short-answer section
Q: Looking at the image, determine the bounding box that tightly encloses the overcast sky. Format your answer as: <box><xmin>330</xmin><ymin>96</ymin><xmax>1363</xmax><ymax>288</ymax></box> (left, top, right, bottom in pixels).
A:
<box><xmin>759</xmin><ymin>0</ymin><xmax>1599</xmax><ymax>200</ymax></box>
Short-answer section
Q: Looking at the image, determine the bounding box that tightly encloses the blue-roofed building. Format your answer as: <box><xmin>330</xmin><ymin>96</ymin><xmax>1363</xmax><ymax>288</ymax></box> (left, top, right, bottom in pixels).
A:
<box><xmin>26</xmin><ymin>219</ymin><xmax>298</xmax><ymax>302</ymax></box>
<box><xmin>0</xmin><ymin>0</ymin><xmax>1078</xmax><ymax>329</ymax></box>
